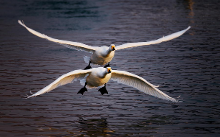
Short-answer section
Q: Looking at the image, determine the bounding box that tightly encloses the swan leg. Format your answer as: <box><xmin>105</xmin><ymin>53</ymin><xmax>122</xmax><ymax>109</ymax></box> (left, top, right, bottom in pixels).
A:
<box><xmin>104</xmin><ymin>62</ymin><xmax>110</xmax><ymax>68</ymax></box>
<box><xmin>98</xmin><ymin>83</ymin><xmax>108</xmax><ymax>95</ymax></box>
<box><xmin>77</xmin><ymin>83</ymin><xmax>87</xmax><ymax>95</ymax></box>
<box><xmin>84</xmin><ymin>61</ymin><xmax>92</xmax><ymax>70</ymax></box>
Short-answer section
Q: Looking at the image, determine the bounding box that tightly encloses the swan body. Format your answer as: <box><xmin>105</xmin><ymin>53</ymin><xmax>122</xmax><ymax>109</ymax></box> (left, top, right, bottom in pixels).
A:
<box><xmin>26</xmin><ymin>67</ymin><xmax>177</xmax><ymax>102</ymax></box>
<box><xmin>90</xmin><ymin>46</ymin><xmax>115</xmax><ymax>65</ymax></box>
<box><xmin>86</xmin><ymin>67</ymin><xmax>111</xmax><ymax>88</ymax></box>
<box><xmin>18</xmin><ymin>20</ymin><xmax>190</xmax><ymax>66</ymax></box>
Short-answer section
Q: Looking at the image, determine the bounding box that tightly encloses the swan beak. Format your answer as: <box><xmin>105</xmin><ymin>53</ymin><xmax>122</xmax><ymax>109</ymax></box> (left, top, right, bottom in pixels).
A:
<box><xmin>107</xmin><ymin>67</ymin><xmax>111</xmax><ymax>73</ymax></box>
<box><xmin>111</xmin><ymin>45</ymin><xmax>115</xmax><ymax>51</ymax></box>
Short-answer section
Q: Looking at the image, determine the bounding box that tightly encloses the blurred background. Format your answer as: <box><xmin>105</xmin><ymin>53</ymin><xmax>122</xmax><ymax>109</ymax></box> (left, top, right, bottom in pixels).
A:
<box><xmin>0</xmin><ymin>0</ymin><xmax>220</xmax><ymax>136</ymax></box>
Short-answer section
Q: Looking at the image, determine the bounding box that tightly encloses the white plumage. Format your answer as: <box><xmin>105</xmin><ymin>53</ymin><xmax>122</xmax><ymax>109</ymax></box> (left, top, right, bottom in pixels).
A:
<box><xmin>26</xmin><ymin>67</ymin><xmax>177</xmax><ymax>102</ymax></box>
<box><xmin>18</xmin><ymin>20</ymin><xmax>190</xmax><ymax>66</ymax></box>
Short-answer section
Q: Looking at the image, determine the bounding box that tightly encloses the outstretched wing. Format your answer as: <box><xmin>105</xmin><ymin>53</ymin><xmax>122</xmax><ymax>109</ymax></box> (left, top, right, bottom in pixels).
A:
<box><xmin>18</xmin><ymin>20</ymin><xmax>97</xmax><ymax>53</ymax></box>
<box><xmin>116</xmin><ymin>26</ymin><xmax>190</xmax><ymax>50</ymax></box>
<box><xmin>26</xmin><ymin>69</ymin><xmax>92</xmax><ymax>98</ymax></box>
<box><xmin>111</xmin><ymin>70</ymin><xmax>177</xmax><ymax>102</ymax></box>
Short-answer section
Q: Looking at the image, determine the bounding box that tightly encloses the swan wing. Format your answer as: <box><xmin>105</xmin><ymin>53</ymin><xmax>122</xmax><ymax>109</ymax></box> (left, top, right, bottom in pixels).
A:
<box><xmin>111</xmin><ymin>70</ymin><xmax>177</xmax><ymax>102</ymax></box>
<box><xmin>116</xmin><ymin>26</ymin><xmax>190</xmax><ymax>50</ymax></box>
<box><xmin>26</xmin><ymin>69</ymin><xmax>92</xmax><ymax>98</ymax></box>
<box><xmin>18</xmin><ymin>20</ymin><xmax>97</xmax><ymax>53</ymax></box>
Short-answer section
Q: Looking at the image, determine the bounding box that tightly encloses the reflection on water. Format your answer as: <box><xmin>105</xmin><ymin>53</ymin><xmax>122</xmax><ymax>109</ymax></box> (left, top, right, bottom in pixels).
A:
<box><xmin>35</xmin><ymin>117</ymin><xmax>114</xmax><ymax>136</ymax></box>
<box><xmin>1</xmin><ymin>0</ymin><xmax>220</xmax><ymax>136</ymax></box>
<box><xmin>78</xmin><ymin>117</ymin><xmax>114</xmax><ymax>136</ymax></box>
<box><xmin>186</xmin><ymin>0</ymin><xmax>195</xmax><ymax>25</ymax></box>
<box><xmin>187</xmin><ymin>0</ymin><xmax>194</xmax><ymax>18</ymax></box>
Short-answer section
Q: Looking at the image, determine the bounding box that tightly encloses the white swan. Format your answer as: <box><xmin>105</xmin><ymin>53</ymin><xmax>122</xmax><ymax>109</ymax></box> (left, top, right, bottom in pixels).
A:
<box><xmin>18</xmin><ymin>20</ymin><xmax>190</xmax><ymax>69</ymax></box>
<box><xmin>26</xmin><ymin>67</ymin><xmax>177</xmax><ymax>102</ymax></box>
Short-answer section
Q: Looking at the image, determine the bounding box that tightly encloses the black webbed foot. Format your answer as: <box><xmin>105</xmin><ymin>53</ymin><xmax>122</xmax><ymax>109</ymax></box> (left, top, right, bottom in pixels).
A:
<box><xmin>78</xmin><ymin>83</ymin><xmax>87</xmax><ymax>95</ymax></box>
<box><xmin>77</xmin><ymin>87</ymin><xmax>87</xmax><ymax>95</ymax></box>
<box><xmin>84</xmin><ymin>61</ymin><xmax>92</xmax><ymax>70</ymax></box>
<box><xmin>104</xmin><ymin>62</ymin><xmax>110</xmax><ymax>68</ymax></box>
<box><xmin>84</xmin><ymin>65</ymin><xmax>92</xmax><ymax>70</ymax></box>
<box><xmin>98</xmin><ymin>84</ymin><xmax>108</xmax><ymax>95</ymax></box>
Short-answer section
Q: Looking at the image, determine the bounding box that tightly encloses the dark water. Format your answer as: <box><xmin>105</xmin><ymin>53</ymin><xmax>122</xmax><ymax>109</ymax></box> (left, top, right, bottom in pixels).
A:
<box><xmin>0</xmin><ymin>0</ymin><xmax>220</xmax><ymax>136</ymax></box>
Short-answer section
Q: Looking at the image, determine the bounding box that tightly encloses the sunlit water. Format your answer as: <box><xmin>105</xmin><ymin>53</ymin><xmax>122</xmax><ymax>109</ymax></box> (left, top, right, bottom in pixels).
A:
<box><xmin>0</xmin><ymin>0</ymin><xmax>220</xmax><ymax>136</ymax></box>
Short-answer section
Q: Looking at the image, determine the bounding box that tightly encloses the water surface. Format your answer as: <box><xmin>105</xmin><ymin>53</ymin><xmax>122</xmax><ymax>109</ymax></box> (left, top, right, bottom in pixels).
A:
<box><xmin>0</xmin><ymin>0</ymin><xmax>220</xmax><ymax>136</ymax></box>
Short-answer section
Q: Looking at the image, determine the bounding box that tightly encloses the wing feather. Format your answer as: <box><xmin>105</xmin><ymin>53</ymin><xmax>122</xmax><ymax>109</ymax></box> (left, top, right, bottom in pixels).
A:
<box><xmin>27</xmin><ymin>69</ymin><xmax>92</xmax><ymax>98</ymax></box>
<box><xmin>111</xmin><ymin>70</ymin><xmax>177</xmax><ymax>102</ymax></box>
<box><xmin>116</xmin><ymin>26</ymin><xmax>190</xmax><ymax>50</ymax></box>
<box><xmin>18</xmin><ymin>20</ymin><xmax>97</xmax><ymax>53</ymax></box>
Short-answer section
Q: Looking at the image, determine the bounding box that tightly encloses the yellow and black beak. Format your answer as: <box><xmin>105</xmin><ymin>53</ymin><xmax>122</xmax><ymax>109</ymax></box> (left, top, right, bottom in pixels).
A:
<box><xmin>107</xmin><ymin>67</ymin><xmax>112</xmax><ymax>73</ymax></box>
<box><xmin>111</xmin><ymin>45</ymin><xmax>115</xmax><ymax>51</ymax></box>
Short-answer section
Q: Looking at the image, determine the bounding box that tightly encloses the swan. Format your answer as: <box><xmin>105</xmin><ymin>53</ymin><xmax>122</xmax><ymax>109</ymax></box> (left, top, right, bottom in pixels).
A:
<box><xmin>18</xmin><ymin>20</ymin><xmax>190</xmax><ymax>69</ymax></box>
<box><xmin>26</xmin><ymin>67</ymin><xmax>177</xmax><ymax>102</ymax></box>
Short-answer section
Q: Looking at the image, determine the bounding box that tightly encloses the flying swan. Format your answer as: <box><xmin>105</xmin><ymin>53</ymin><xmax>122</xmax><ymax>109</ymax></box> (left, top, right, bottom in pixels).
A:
<box><xmin>18</xmin><ymin>20</ymin><xmax>190</xmax><ymax>69</ymax></box>
<box><xmin>26</xmin><ymin>67</ymin><xmax>178</xmax><ymax>102</ymax></box>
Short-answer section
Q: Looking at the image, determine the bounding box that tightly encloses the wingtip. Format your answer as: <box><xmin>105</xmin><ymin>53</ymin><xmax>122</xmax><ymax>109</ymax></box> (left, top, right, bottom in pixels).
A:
<box><xmin>181</xmin><ymin>26</ymin><xmax>191</xmax><ymax>33</ymax></box>
<box><xmin>170</xmin><ymin>97</ymin><xmax>179</xmax><ymax>103</ymax></box>
<box><xmin>174</xmin><ymin>95</ymin><xmax>183</xmax><ymax>103</ymax></box>
<box><xmin>25</xmin><ymin>94</ymin><xmax>37</xmax><ymax>99</ymax></box>
<box><xmin>187</xmin><ymin>26</ymin><xmax>191</xmax><ymax>30</ymax></box>
<box><xmin>165</xmin><ymin>95</ymin><xmax>179</xmax><ymax>103</ymax></box>
<box><xmin>18</xmin><ymin>20</ymin><xmax>25</xmax><ymax>26</ymax></box>
<box><xmin>23</xmin><ymin>94</ymin><xmax>33</xmax><ymax>99</ymax></box>
<box><xmin>18</xmin><ymin>20</ymin><xmax>22</xmax><ymax>24</ymax></box>
<box><xmin>22</xmin><ymin>90</ymin><xmax>36</xmax><ymax>99</ymax></box>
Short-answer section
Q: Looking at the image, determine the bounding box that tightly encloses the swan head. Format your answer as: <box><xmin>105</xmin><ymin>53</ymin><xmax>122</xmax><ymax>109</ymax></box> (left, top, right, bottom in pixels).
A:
<box><xmin>97</xmin><ymin>67</ymin><xmax>112</xmax><ymax>78</ymax></box>
<box><xmin>109</xmin><ymin>44</ymin><xmax>115</xmax><ymax>51</ymax></box>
